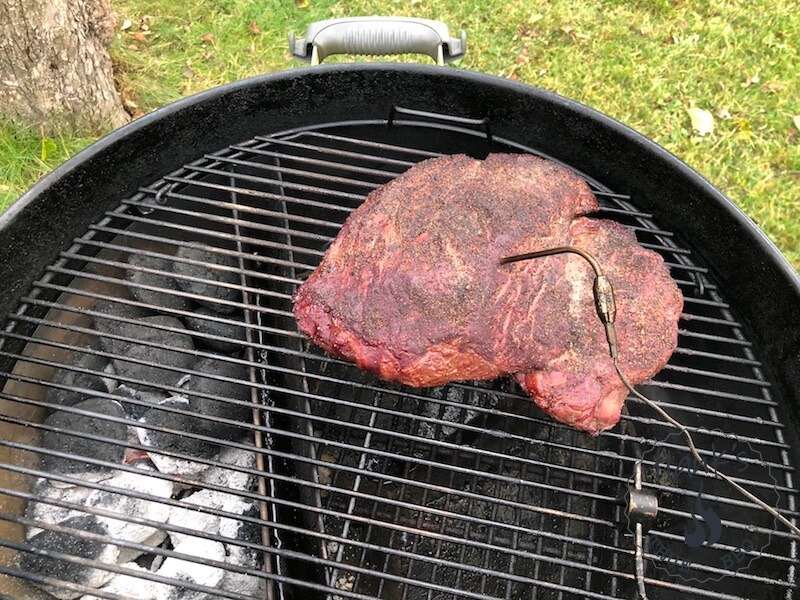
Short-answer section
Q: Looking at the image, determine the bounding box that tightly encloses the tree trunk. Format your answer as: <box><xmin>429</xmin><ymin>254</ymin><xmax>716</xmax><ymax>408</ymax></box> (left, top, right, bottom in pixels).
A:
<box><xmin>0</xmin><ymin>0</ymin><xmax>129</xmax><ymax>133</ymax></box>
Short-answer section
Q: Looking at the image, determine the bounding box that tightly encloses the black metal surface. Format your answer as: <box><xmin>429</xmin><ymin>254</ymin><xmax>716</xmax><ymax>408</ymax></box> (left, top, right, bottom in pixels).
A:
<box><xmin>0</xmin><ymin>66</ymin><xmax>798</xmax><ymax>599</ymax></box>
<box><xmin>0</xmin><ymin>112</ymin><xmax>795</xmax><ymax>599</ymax></box>
<box><xmin>1</xmin><ymin>67</ymin><xmax>798</xmax><ymax>422</ymax></box>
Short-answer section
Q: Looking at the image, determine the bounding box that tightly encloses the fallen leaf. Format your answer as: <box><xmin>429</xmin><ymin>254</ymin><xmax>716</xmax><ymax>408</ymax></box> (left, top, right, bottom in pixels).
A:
<box><xmin>741</xmin><ymin>72</ymin><xmax>761</xmax><ymax>88</ymax></box>
<box><xmin>760</xmin><ymin>81</ymin><xmax>783</xmax><ymax>94</ymax></box>
<box><xmin>201</xmin><ymin>33</ymin><xmax>215</xmax><ymax>43</ymax></box>
<box><xmin>793</xmin><ymin>115</ymin><xmax>800</xmax><ymax>130</ymax></box>
<box><xmin>249</xmin><ymin>21</ymin><xmax>261</xmax><ymax>35</ymax></box>
<box><xmin>687</xmin><ymin>107</ymin><xmax>714</xmax><ymax>136</ymax></box>
<box><xmin>121</xmin><ymin>19</ymin><xmax>132</xmax><ymax>31</ymax></box>
<box><xmin>40</xmin><ymin>136</ymin><xmax>57</xmax><ymax>161</ymax></box>
<box><xmin>132</xmin><ymin>31</ymin><xmax>147</xmax><ymax>43</ymax></box>
<box><xmin>717</xmin><ymin>108</ymin><xmax>732</xmax><ymax>120</ymax></box>
<box><xmin>560</xmin><ymin>23</ymin><xmax>589</xmax><ymax>41</ymax></box>
<box><xmin>182</xmin><ymin>66</ymin><xmax>196</xmax><ymax>79</ymax></box>
<box><xmin>295</xmin><ymin>0</ymin><xmax>309</xmax><ymax>7</ymax></box>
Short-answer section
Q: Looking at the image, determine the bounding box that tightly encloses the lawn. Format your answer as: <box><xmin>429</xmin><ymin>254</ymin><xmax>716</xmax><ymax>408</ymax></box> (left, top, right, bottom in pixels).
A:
<box><xmin>1</xmin><ymin>0</ymin><xmax>798</xmax><ymax>270</ymax></box>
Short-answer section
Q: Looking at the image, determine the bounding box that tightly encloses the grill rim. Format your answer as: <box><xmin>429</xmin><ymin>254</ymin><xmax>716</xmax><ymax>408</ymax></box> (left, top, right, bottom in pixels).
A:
<box><xmin>0</xmin><ymin>114</ymin><xmax>796</xmax><ymax>598</ymax></box>
<box><xmin>1</xmin><ymin>64</ymin><xmax>797</xmax><ymax>429</ymax></box>
<box><xmin>0</xmin><ymin>64</ymin><xmax>799</xmax><ymax>597</ymax></box>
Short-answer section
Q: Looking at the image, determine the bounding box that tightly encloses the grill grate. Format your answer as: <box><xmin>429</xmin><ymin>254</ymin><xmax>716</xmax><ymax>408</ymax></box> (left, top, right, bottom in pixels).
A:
<box><xmin>0</xmin><ymin>112</ymin><xmax>796</xmax><ymax>599</ymax></box>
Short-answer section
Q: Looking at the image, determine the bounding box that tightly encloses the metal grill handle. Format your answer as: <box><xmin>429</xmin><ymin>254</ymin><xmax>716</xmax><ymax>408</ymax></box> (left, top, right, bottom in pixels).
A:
<box><xmin>289</xmin><ymin>17</ymin><xmax>466</xmax><ymax>66</ymax></box>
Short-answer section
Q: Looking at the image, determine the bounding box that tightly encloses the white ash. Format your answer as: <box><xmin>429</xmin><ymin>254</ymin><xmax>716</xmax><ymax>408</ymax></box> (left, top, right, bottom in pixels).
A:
<box><xmin>167</xmin><ymin>477</ymin><xmax>263</xmax><ymax>596</ymax></box>
<box><xmin>79</xmin><ymin>536</ymin><xmax>226</xmax><ymax>600</ymax></box>
<box><xmin>28</xmin><ymin>358</ymin><xmax>263</xmax><ymax>599</ymax></box>
<box><xmin>115</xmin><ymin>384</ymin><xmax>166</xmax><ymax>420</ymax></box>
<box><xmin>84</xmin><ymin>468</ymin><xmax>174</xmax><ymax>563</ymax></box>
<box><xmin>26</xmin><ymin>467</ymin><xmax>174</xmax><ymax>563</ymax></box>
<box><xmin>200</xmin><ymin>445</ymin><xmax>257</xmax><ymax>492</ymax></box>
<box><xmin>80</xmin><ymin>562</ymin><xmax>175</xmax><ymax>600</ymax></box>
<box><xmin>158</xmin><ymin>536</ymin><xmax>227</xmax><ymax>598</ymax></box>
<box><xmin>73</xmin><ymin>444</ymin><xmax>263</xmax><ymax>599</ymax></box>
<box><xmin>26</xmin><ymin>479</ymin><xmax>96</xmax><ymax>539</ymax></box>
<box><xmin>333</xmin><ymin>572</ymin><xmax>356</xmax><ymax>598</ymax></box>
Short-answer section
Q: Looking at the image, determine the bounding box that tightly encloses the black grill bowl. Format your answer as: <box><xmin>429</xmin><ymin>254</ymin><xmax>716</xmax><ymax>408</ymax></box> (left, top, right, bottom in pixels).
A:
<box><xmin>0</xmin><ymin>64</ymin><xmax>798</xmax><ymax>599</ymax></box>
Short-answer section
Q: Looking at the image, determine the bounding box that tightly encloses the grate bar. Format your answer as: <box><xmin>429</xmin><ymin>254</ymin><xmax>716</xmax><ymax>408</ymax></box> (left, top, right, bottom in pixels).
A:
<box><xmin>172</xmin><ymin>167</ymin><xmax>368</xmax><ymax>202</ymax></box>
<box><xmin>0</xmin><ymin>533</ymin><xmax>264</xmax><ymax>600</ymax></box>
<box><xmin>11</xmin><ymin>300</ymin><xmax>787</xmax><ymax>454</ymax></box>
<box><xmin>16</xmin><ymin>368</ymin><xmax>787</xmax><ymax>544</ymax></box>
<box><xmin>659</xmin><ymin>363</ymin><xmax>771</xmax><ymax>387</ymax></box>
<box><xmin>266</xmin><ymin>130</ymin><xmax>444</xmax><ymax>159</ymax></box>
<box><xmin>128</xmin><ymin>192</ymin><xmax>344</xmax><ymax>235</ymax></box>
<box><xmin>671</xmin><ymin>346</ymin><xmax>763</xmax><ymax>367</ymax></box>
<box><xmin>226</xmin><ymin>144</ymin><xmax>407</xmax><ymax>178</ymax></box>
<box><xmin>0</xmin><ymin>124</ymin><xmax>795</xmax><ymax>600</ymax></box>
<box><xmin>638</xmin><ymin>381</ymin><xmax>779</xmax><ymax>409</ymax></box>
<box><xmin>202</xmin><ymin>153</ymin><xmax>388</xmax><ymax>191</ymax></box>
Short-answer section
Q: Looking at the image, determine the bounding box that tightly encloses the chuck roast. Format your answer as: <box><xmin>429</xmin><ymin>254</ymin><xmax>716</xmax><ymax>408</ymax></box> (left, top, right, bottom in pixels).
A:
<box><xmin>293</xmin><ymin>154</ymin><xmax>683</xmax><ymax>434</ymax></box>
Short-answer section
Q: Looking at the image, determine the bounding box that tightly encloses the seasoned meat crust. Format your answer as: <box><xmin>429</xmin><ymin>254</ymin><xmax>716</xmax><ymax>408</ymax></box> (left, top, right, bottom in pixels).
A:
<box><xmin>293</xmin><ymin>154</ymin><xmax>683</xmax><ymax>434</ymax></box>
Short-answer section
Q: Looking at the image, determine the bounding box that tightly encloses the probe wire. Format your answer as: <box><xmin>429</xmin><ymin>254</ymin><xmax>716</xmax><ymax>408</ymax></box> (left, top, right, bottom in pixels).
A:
<box><xmin>500</xmin><ymin>246</ymin><xmax>800</xmax><ymax>538</ymax></box>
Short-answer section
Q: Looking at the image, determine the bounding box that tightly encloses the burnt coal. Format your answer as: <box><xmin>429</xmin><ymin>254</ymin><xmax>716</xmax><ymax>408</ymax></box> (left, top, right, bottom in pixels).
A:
<box><xmin>114</xmin><ymin>385</ymin><xmax>165</xmax><ymax>420</ymax></box>
<box><xmin>85</xmin><ymin>468</ymin><xmax>173</xmax><ymax>564</ymax></box>
<box><xmin>46</xmin><ymin>340</ymin><xmax>115</xmax><ymax>408</ymax></box>
<box><xmin>126</xmin><ymin>252</ymin><xmax>191</xmax><ymax>312</ymax></box>
<box><xmin>173</xmin><ymin>245</ymin><xmax>241</xmax><ymax>314</ymax></box>
<box><xmin>136</xmin><ymin>396</ymin><xmax>218</xmax><ymax>476</ymax></box>
<box><xmin>20</xmin><ymin>515</ymin><xmax>119</xmax><ymax>600</ymax></box>
<box><xmin>93</xmin><ymin>298</ymin><xmax>153</xmax><ymax>332</ymax></box>
<box><xmin>25</xmin><ymin>468</ymin><xmax>173</xmax><ymax>566</ymax></box>
<box><xmin>182</xmin><ymin>358</ymin><xmax>250</xmax><ymax>440</ymax></box>
<box><xmin>81</xmin><ymin>447</ymin><xmax>264</xmax><ymax>600</ymax></box>
<box><xmin>183</xmin><ymin>307</ymin><xmax>246</xmax><ymax>353</ymax></box>
<box><xmin>25</xmin><ymin>480</ymin><xmax>95</xmax><ymax>539</ymax></box>
<box><xmin>42</xmin><ymin>398</ymin><xmax>128</xmax><ymax>475</ymax></box>
<box><xmin>99</xmin><ymin>315</ymin><xmax>195</xmax><ymax>392</ymax></box>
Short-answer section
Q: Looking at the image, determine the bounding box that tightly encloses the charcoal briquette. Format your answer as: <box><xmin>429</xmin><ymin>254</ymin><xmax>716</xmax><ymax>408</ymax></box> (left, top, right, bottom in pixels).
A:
<box><xmin>93</xmin><ymin>298</ymin><xmax>153</xmax><ymax>334</ymax></box>
<box><xmin>20</xmin><ymin>515</ymin><xmax>118</xmax><ymax>600</ymax></box>
<box><xmin>45</xmin><ymin>339</ymin><xmax>113</xmax><ymax>408</ymax></box>
<box><xmin>183</xmin><ymin>306</ymin><xmax>247</xmax><ymax>353</ymax></box>
<box><xmin>183</xmin><ymin>358</ymin><xmax>250</xmax><ymax>440</ymax></box>
<box><xmin>101</xmin><ymin>315</ymin><xmax>195</xmax><ymax>393</ymax></box>
<box><xmin>173</xmin><ymin>244</ymin><xmax>241</xmax><ymax>314</ymax></box>
<box><xmin>114</xmin><ymin>385</ymin><xmax>165</xmax><ymax>420</ymax></box>
<box><xmin>42</xmin><ymin>397</ymin><xmax>128</xmax><ymax>475</ymax></box>
<box><xmin>126</xmin><ymin>252</ymin><xmax>191</xmax><ymax>312</ymax></box>
<box><xmin>137</xmin><ymin>396</ymin><xmax>217</xmax><ymax>461</ymax></box>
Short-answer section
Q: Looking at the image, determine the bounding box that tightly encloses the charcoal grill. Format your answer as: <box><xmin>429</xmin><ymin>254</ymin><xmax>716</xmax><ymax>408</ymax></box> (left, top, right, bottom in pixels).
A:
<box><xmin>0</xmin><ymin>59</ymin><xmax>799</xmax><ymax>600</ymax></box>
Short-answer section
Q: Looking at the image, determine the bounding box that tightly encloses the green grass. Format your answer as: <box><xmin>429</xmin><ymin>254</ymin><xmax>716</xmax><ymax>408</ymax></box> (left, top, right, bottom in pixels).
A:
<box><xmin>0</xmin><ymin>122</ymin><xmax>95</xmax><ymax>212</ymax></box>
<box><xmin>1</xmin><ymin>0</ymin><xmax>798</xmax><ymax>269</ymax></box>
